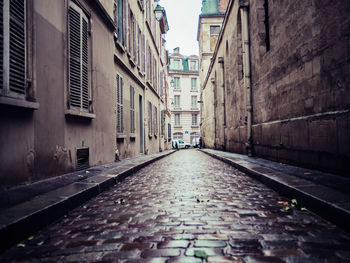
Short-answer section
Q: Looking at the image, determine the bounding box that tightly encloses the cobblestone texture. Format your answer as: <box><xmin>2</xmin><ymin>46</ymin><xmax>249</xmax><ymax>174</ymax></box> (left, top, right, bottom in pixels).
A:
<box><xmin>1</xmin><ymin>149</ymin><xmax>350</xmax><ymax>262</ymax></box>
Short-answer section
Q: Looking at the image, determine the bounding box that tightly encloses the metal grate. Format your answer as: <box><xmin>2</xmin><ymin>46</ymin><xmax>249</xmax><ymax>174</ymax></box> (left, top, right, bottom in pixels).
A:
<box><xmin>76</xmin><ymin>148</ymin><xmax>89</xmax><ymax>171</ymax></box>
<box><xmin>9</xmin><ymin>0</ymin><xmax>26</xmax><ymax>94</ymax></box>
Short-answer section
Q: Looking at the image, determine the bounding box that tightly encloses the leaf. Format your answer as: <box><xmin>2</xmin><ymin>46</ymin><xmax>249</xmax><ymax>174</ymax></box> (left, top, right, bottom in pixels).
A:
<box><xmin>28</xmin><ymin>236</ymin><xmax>34</xmax><ymax>241</ymax></box>
<box><xmin>278</xmin><ymin>201</ymin><xmax>289</xmax><ymax>206</ymax></box>
<box><xmin>86</xmin><ymin>171</ymin><xmax>90</xmax><ymax>174</ymax></box>
<box><xmin>304</xmin><ymin>172</ymin><xmax>312</xmax><ymax>175</ymax></box>
<box><xmin>301</xmin><ymin>207</ymin><xmax>307</xmax><ymax>211</ymax></box>
<box><xmin>284</xmin><ymin>206</ymin><xmax>291</xmax><ymax>211</ymax></box>
<box><xmin>83</xmin><ymin>205</ymin><xmax>88</xmax><ymax>209</ymax></box>
<box><xmin>17</xmin><ymin>243</ymin><xmax>26</xmax><ymax>248</ymax></box>
<box><xmin>291</xmin><ymin>199</ymin><xmax>298</xmax><ymax>205</ymax></box>
<box><xmin>194</xmin><ymin>250</ymin><xmax>208</xmax><ymax>259</ymax></box>
<box><xmin>37</xmin><ymin>241</ymin><xmax>44</xmax><ymax>246</ymax></box>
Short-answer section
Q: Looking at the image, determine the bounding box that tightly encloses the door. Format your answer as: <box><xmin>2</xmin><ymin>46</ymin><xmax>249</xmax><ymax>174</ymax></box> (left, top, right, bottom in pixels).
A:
<box><xmin>139</xmin><ymin>95</ymin><xmax>143</xmax><ymax>153</ymax></box>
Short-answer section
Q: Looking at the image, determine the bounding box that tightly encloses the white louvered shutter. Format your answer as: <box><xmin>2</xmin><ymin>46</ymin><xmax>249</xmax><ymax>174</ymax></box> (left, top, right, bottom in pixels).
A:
<box><xmin>9</xmin><ymin>0</ymin><xmax>26</xmax><ymax>94</ymax></box>
<box><xmin>69</xmin><ymin>2</ymin><xmax>89</xmax><ymax>111</ymax></box>
<box><xmin>117</xmin><ymin>75</ymin><xmax>123</xmax><ymax>133</ymax></box>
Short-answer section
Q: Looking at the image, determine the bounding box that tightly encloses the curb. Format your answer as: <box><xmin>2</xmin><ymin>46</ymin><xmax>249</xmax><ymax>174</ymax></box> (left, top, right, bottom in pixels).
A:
<box><xmin>200</xmin><ymin>149</ymin><xmax>350</xmax><ymax>233</ymax></box>
<box><xmin>0</xmin><ymin>150</ymin><xmax>175</xmax><ymax>253</ymax></box>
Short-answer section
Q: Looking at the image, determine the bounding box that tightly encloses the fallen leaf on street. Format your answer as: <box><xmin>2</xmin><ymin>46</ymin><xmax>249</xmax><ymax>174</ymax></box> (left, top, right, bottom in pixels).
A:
<box><xmin>37</xmin><ymin>241</ymin><xmax>44</xmax><ymax>246</ymax></box>
<box><xmin>17</xmin><ymin>243</ymin><xmax>26</xmax><ymax>248</ymax></box>
<box><xmin>28</xmin><ymin>236</ymin><xmax>34</xmax><ymax>241</ymax></box>
<box><xmin>194</xmin><ymin>250</ymin><xmax>208</xmax><ymax>259</ymax></box>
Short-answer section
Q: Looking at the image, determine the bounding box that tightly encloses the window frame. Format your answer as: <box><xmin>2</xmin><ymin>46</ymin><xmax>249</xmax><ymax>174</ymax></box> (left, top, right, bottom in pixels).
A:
<box><xmin>0</xmin><ymin>0</ymin><xmax>27</xmax><ymax>100</ymax></box>
<box><xmin>174</xmin><ymin>113</ymin><xmax>181</xmax><ymax>126</ymax></box>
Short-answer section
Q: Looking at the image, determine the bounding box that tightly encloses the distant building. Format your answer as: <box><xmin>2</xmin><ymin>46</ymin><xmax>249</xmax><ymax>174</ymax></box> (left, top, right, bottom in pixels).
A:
<box><xmin>200</xmin><ymin>0</ymin><xmax>350</xmax><ymax>174</ymax></box>
<box><xmin>197</xmin><ymin>0</ymin><xmax>229</xmax><ymax>145</ymax></box>
<box><xmin>0</xmin><ymin>0</ymin><xmax>171</xmax><ymax>189</ymax></box>
<box><xmin>168</xmin><ymin>48</ymin><xmax>200</xmax><ymax>145</ymax></box>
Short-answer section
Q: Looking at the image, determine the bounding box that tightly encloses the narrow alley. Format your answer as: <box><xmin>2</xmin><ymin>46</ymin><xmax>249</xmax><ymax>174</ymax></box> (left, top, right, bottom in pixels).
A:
<box><xmin>1</xmin><ymin>150</ymin><xmax>349</xmax><ymax>263</ymax></box>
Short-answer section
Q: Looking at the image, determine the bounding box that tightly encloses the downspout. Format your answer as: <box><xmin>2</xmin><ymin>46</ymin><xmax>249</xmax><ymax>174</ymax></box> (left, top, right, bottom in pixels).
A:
<box><xmin>218</xmin><ymin>57</ymin><xmax>226</xmax><ymax>149</ymax></box>
<box><xmin>240</xmin><ymin>7</ymin><xmax>253</xmax><ymax>157</ymax></box>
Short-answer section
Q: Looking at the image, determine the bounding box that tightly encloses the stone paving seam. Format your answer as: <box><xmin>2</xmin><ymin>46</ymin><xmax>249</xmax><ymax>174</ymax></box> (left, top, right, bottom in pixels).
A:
<box><xmin>0</xmin><ymin>150</ymin><xmax>175</xmax><ymax>253</ymax></box>
<box><xmin>200</xmin><ymin>149</ymin><xmax>350</xmax><ymax>233</ymax></box>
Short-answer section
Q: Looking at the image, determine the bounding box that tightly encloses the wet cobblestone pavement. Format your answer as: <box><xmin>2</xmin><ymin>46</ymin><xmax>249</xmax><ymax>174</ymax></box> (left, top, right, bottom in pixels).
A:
<box><xmin>1</xmin><ymin>149</ymin><xmax>350</xmax><ymax>262</ymax></box>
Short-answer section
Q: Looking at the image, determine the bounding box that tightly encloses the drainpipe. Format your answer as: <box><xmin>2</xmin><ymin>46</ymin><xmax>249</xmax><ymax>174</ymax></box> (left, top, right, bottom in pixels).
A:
<box><xmin>218</xmin><ymin>57</ymin><xmax>226</xmax><ymax>149</ymax></box>
<box><xmin>240</xmin><ymin>7</ymin><xmax>253</xmax><ymax>157</ymax></box>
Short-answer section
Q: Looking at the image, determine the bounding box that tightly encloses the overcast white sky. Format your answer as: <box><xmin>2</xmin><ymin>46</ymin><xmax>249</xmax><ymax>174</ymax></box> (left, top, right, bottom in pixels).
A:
<box><xmin>160</xmin><ymin>0</ymin><xmax>202</xmax><ymax>56</ymax></box>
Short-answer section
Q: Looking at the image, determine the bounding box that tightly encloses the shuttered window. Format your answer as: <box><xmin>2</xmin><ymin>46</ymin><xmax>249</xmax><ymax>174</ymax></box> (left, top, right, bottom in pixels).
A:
<box><xmin>141</xmin><ymin>34</ymin><xmax>145</xmax><ymax>73</ymax></box>
<box><xmin>114</xmin><ymin>0</ymin><xmax>124</xmax><ymax>44</ymax></box>
<box><xmin>117</xmin><ymin>74</ymin><xmax>123</xmax><ymax>133</ymax></box>
<box><xmin>130</xmin><ymin>85</ymin><xmax>135</xmax><ymax>133</ymax></box>
<box><xmin>0</xmin><ymin>0</ymin><xmax>26</xmax><ymax>97</ymax></box>
<box><xmin>148</xmin><ymin>101</ymin><xmax>152</xmax><ymax>136</ymax></box>
<box><xmin>68</xmin><ymin>2</ymin><xmax>89</xmax><ymax>111</ymax></box>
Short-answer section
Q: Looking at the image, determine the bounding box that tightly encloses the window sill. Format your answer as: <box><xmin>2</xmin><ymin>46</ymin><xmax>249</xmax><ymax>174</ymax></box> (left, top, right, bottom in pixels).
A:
<box><xmin>0</xmin><ymin>96</ymin><xmax>39</xmax><ymax>110</ymax></box>
<box><xmin>129</xmin><ymin>58</ymin><xmax>136</xmax><ymax>67</ymax></box>
<box><xmin>114</xmin><ymin>35</ymin><xmax>125</xmax><ymax>53</ymax></box>
<box><xmin>173</xmin><ymin>89</ymin><xmax>181</xmax><ymax>92</ymax></box>
<box><xmin>190</xmin><ymin>89</ymin><xmax>198</xmax><ymax>92</ymax></box>
<box><xmin>65</xmin><ymin>109</ymin><xmax>96</xmax><ymax>119</ymax></box>
<box><xmin>174</xmin><ymin>126</ymin><xmax>182</xmax><ymax>128</ymax></box>
<box><xmin>173</xmin><ymin>107</ymin><xmax>182</xmax><ymax>110</ymax></box>
<box><xmin>191</xmin><ymin>108</ymin><xmax>199</xmax><ymax>110</ymax></box>
<box><xmin>117</xmin><ymin>134</ymin><xmax>127</xmax><ymax>139</ymax></box>
<box><xmin>130</xmin><ymin>133</ymin><xmax>136</xmax><ymax>138</ymax></box>
<box><xmin>191</xmin><ymin>125</ymin><xmax>199</xmax><ymax>128</ymax></box>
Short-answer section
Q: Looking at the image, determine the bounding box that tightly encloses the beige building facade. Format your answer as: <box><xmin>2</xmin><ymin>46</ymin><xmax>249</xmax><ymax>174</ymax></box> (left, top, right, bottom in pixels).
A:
<box><xmin>200</xmin><ymin>0</ymin><xmax>350</xmax><ymax>175</ymax></box>
<box><xmin>0</xmin><ymin>0</ymin><xmax>170</xmax><ymax>189</ymax></box>
<box><xmin>168</xmin><ymin>48</ymin><xmax>200</xmax><ymax>145</ymax></box>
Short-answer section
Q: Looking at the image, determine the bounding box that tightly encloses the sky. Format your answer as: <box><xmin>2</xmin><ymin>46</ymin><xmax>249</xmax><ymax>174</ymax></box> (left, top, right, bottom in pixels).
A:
<box><xmin>159</xmin><ymin>0</ymin><xmax>202</xmax><ymax>56</ymax></box>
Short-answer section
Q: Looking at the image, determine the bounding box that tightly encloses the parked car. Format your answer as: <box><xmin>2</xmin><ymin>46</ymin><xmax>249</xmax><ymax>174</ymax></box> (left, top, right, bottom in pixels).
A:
<box><xmin>172</xmin><ymin>139</ymin><xmax>191</xmax><ymax>149</ymax></box>
<box><xmin>192</xmin><ymin>137</ymin><xmax>200</xmax><ymax>148</ymax></box>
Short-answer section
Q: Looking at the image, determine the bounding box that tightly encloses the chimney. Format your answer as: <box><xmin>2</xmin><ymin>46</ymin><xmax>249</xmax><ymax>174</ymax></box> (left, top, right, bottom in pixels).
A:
<box><xmin>173</xmin><ymin>47</ymin><xmax>180</xmax><ymax>54</ymax></box>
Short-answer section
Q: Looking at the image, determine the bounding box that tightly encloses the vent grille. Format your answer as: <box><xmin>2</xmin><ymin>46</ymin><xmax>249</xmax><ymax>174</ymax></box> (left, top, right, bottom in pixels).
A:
<box><xmin>76</xmin><ymin>148</ymin><xmax>89</xmax><ymax>171</ymax></box>
<box><xmin>9</xmin><ymin>0</ymin><xmax>26</xmax><ymax>94</ymax></box>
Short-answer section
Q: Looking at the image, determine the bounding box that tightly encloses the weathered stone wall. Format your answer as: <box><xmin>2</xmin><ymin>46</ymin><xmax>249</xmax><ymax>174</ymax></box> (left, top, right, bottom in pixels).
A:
<box><xmin>201</xmin><ymin>0</ymin><xmax>350</xmax><ymax>175</ymax></box>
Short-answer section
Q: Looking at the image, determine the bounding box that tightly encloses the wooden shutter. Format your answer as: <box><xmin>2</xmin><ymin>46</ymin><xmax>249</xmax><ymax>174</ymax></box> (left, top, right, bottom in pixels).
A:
<box><xmin>123</xmin><ymin>0</ymin><xmax>127</xmax><ymax>49</ymax></box>
<box><xmin>0</xmin><ymin>0</ymin><xmax>3</xmax><ymax>90</ymax></box>
<box><xmin>117</xmin><ymin>74</ymin><xmax>123</xmax><ymax>133</ymax></box>
<box><xmin>9</xmin><ymin>0</ymin><xmax>26</xmax><ymax>94</ymax></box>
<box><xmin>130</xmin><ymin>86</ymin><xmax>135</xmax><ymax>133</ymax></box>
<box><xmin>69</xmin><ymin>3</ymin><xmax>89</xmax><ymax>110</ymax></box>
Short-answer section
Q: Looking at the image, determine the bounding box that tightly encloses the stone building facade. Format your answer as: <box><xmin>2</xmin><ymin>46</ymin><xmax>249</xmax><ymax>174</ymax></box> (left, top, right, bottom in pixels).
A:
<box><xmin>0</xmin><ymin>0</ymin><xmax>170</xmax><ymax>189</ymax></box>
<box><xmin>200</xmin><ymin>0</ymin><xmax>350</xmax><ymax>175</ymax></box>
<box><xmin>168</xmin><ymin>48</ymin><xmax>200</xmax><ymax>145</ymax></box>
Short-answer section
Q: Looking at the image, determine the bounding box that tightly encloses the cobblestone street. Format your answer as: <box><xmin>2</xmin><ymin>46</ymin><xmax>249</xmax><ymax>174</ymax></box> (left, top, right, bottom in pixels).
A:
<box><xmin>1</xmin><ymin>149</ymin><xmax>350</xmax><ymax>263</ymax></box>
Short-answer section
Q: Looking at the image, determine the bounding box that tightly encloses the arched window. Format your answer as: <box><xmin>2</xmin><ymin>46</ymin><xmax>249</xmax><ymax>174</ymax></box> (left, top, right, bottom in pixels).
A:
<box><xmin>173</xmin><ymin>132</ymin><xmax>183</xmax><ymax>140</ymax></box>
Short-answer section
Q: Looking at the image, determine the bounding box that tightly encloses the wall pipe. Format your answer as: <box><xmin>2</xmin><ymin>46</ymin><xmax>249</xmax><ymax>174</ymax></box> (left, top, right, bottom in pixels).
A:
<box><xmin>240</xmin><ymin>7</ymin><xmax>253</xmax><ymax>157</ymax></box>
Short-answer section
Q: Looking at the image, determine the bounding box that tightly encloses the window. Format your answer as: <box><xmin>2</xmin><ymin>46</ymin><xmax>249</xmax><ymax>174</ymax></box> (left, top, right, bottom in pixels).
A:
<box><xmin>175</xmin><ymin>113</ymin><xmax>181</xmax><ymax>126</ymax></box>
<box><xmin>68</xmin><ymin>2</ymin><xmax>90</xmax><ymax>111</ymax></box>
<box><xmin>161</xmin><ymin>110</ymin><xmax>165</xmax><ymax>135</ymax></box>
<box><xmin>174</xmin><ymin>95</ymin><xmax>180</xmax><ymax>108</ymax></box>
<box><xmin>141</xmin><ymin>34</ymin><xmax>145</xmax><ymax>73</ymax></box>
<box><xmin>173</xmin><ymin>59</ymin><xmax>180</xmax><ymax>69</ymax></box>
<box><xmin>173</xmin><ymin>77</ymin><xmax>180</xmax><ymax>89</ymax></box>
<box><xmin>114</xmin><ymin>0</ymin><xmax>124</xmax><ymax>44</ymax></box>
<box><xmin>190</xmin><ymin>61</ymin><xmax>197</xmax><ymax>71</ymax></box>
<box><xmin>130</xmin><ymin>86</ymin><xmax>135</xmax><ymax>133</ymax></box>
<box><xmin>168</xmin><ymin>123</ymin><xmax>171</xmax><ymax>141</ymax></box>
<box><xmin>153</xmin><ymin>105</ymin><xmax>158</xmax><ymax>136</ymax></box>
<box><xmin>116</xmin><ymin>74</ymin><xmax>123</xmax><ymax>133</ymax></box>
<box><xmin>191</xmin><ymin>95</ymin><xmax>197</xmax><ymax>109</ymax></box>
<box><xmin>191</xmin><ymin>78</ymin><xmax>197</xmax><ymax>90</ymax></box>
<box><xmin>190</xmin><ymin>132</ymin><xmax>200</xmax><ymax>144</ymax></box>
<box><xmin>192</xmin><ymin>114</ymin><xmax>198</xmax><ymax>126</ymax></box>
<box><xmin>210</xmin><ymin>25</ymin><xmax>220</xmax><ymax>36</ymax></box>
<box><xmin>0</xmin><ymin>0</ymin><xmax>27</xmax><ymax>98</ymax></box>
<box><xmin>148</xmin><ymin>101</ymin><xmax>152</xmax><ymax>136</ymax></box>
<box><xmin>173</xmin><ymin>132</ymin><xmax>183</xmax><ymax>140</ymax></box>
